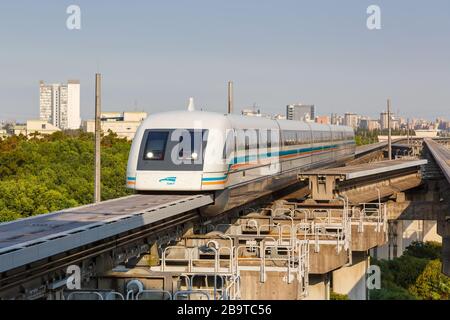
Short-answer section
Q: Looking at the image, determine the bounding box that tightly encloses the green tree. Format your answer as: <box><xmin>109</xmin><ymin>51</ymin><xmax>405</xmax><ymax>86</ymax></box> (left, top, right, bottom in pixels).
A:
<box><xmin>403</xmin><ymin>241</ymin><xmax>442</xmax><ymax>260</ymax></box>
<box><xmin>0</xmin><ymin>130</ymin><xmax>133</xmax><ymax>222</ymax></box>
<box><xmin>330</xmin><ymin>292</ymin><xmax>349</xmax><ymax>300</ymax></box>
<box><xmin>409</xmin><ymin>260</ymin><xmax>450</xmax><ymax>300</ymax></box>
<box><xmin>369</xmin><ymin>241</ymin><xmax>445</xmax><ymax>300</ymax></box>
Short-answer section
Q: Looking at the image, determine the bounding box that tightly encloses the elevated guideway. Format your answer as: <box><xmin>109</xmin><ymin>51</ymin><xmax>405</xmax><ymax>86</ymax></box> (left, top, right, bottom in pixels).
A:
<box><xmin>299</xmin><ymin>159</ymin><xmax>427</xmax><ymax>203</ymax></box>
<box><xmin>355</xmin><ymin>141</ymin><xmax>388</xmax><ymax>157</ymax></box>
<box><xmin>424</xmin><ymin>138</ymin><xmax>450</xmax><ymax>184</ymax></box>
<box><xmin>423</xmin><ymin>138</ymin><xmax>450</xmax><ymax>276</ymax></box>
<box><xmin>0</xmin><ymin>194</ymin><xmax>213</xmax><ymax>273</ymax></box>
<box><xmin>0</xmin><ymin>140</ymin><xmax>389</xmax><ymax>277</ymax></box>
<box><xmin>0</xmin><ymin>139</ymin><xmax>421</xmax><ymax>298</ymax></box>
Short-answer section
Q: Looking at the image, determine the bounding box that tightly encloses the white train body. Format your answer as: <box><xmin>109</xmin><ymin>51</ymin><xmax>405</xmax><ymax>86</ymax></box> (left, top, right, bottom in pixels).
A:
<box><xmin>126</xmin><ymin>110</ymin><xmax>355</xmax><ymax>215</ymax></box>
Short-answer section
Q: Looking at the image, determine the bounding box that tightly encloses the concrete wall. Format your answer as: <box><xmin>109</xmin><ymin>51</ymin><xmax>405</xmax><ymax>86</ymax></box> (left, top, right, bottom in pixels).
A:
<box><xmin>375</xmin><ymin>220</ymin><xmax>441</xmax><ymax>260</ymax></box>
<box><xmin>239</xmin><ymin>271</ymin><xmax>303</xmax><ymax>300</ymax></box>
<box><xmin>331</xmin><ymin>252</ymin><xmax>368</xmax><ymax>300</ymax></box>
<box><xmin>304</xmin><ymin>274</ymin><xmax>329</xmax><ymax>300</ymax></box>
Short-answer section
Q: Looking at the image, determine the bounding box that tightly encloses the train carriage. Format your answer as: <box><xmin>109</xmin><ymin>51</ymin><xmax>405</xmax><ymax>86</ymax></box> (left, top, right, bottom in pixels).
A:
<box><xmin>126</xmin><ymin>104</ymin><xmax>355</xmax><ymax>216</ymax></box>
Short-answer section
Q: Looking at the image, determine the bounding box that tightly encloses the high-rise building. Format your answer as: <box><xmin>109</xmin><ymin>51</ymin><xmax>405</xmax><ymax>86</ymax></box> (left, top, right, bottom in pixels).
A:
<box><xmin>380</xmin><ymin>111</ymin><xmax>397</xmax><ymax>130</ymax></box>
<box><xmin>344</xmin><ymin>112</ymin><xmax>359</xmax><ymax>128</ymax></box>
<box><xmin>286</xmin><ymin>104</ymin><xmax>315</xmax><ymax>121</ymax></box>
<box><xmin>359</xmin><ymin>118</ymin><xmax>380</xmax><ymax>131</ymax></box>
<box><xmin>380</xmin><ymin>111</ymin><xmax>390</xmax><ymax>130</ymax></box>
<box><xmin>39</xmin><ymin>80</ymin><xmax>81</xmax><ymax>130</ymax></box>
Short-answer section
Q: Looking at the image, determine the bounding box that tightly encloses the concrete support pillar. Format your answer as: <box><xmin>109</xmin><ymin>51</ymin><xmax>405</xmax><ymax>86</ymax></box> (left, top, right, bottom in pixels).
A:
<box><xmin>331</xmin><ymin>252</ymin><xmax>369</xmax><ymax>300</ymax></box>
<box><xmin>442</xmin><ymin>237</ymin><xmax>450</xmax><ymax>276</ymax></box>
<box><xmin>147</xmin><ymin>242</ymin><xmax>160</xmax><ymax>267</ymax></box>
<box><xmin>304</xmin><ymin>274</ymin><xmax>330</xmax><ymax>300</ymax></box>
<box><xmin>376</xmin><ymin>219</ymin><xmax>441</xmax><ymax>260</ymax></box>
<box><xmin>183</xmin><ymin>222</ymin><xmax>195</xmax><ymax>237</ymax></box>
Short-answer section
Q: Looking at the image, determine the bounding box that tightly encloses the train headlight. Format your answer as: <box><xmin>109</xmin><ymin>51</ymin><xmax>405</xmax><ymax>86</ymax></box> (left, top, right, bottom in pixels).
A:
<box><xmin>146</xmin><ymin>152</ymin><xmax>154</xmax><ymax>159</ymax></box>
<box><xmin>191</xmin><ymin>152</ymin><xmax>198</xmax><ymax>160</ymax></box>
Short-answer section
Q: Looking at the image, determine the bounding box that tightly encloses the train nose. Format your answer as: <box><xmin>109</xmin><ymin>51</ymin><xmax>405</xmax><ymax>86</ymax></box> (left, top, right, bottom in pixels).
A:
<box><xmin>133</xmin><ymin>171</ymin><xmax>203</xmax><ymax>191</ymax></box>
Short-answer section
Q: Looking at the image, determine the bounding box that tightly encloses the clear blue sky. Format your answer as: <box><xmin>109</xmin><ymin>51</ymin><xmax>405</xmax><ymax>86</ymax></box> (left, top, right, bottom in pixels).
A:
<box><xmin>0</xmin><ymin>0</ymin><xmax>449</xmax><ymax>121</ymax></box>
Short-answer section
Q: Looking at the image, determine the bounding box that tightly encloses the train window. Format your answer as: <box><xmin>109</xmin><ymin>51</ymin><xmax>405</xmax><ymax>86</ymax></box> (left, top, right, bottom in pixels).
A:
<box><xmin>144</xmin><ymin>131</ymin><xmax>169</xmax><ymax>160</ymax></box>
<box><xmin>223</xmin><ymin>130</ymin><xmax>235</xmax><ymax>160</ymax></box>
<box><xmin>283</xmin><ymin>130</ymin><xmax>297</xmax><ymax>146</ymax></box>
<box><xmin>297</xmin><ymin>132</ymin><xmax>302</xmax><ymax>144</ymax></box>
<box><xmin>301</xmin><ymin>131</ymin><xmax>311</xmax><ymax>144</ymax></box>
<box><xmin>257</xmin><ymin>130</ymin><xmax>271</xmax><ymax>156</ymax></box>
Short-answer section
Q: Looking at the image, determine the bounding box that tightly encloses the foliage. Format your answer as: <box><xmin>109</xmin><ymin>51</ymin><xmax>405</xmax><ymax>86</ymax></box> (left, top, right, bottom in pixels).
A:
<box><xmin>354</xmin><ymin>129</ymin><xmax>379</xmax><ymax>146</ymax></box>
<box><xmin>354</xmin><ymin>128</ymin><xmax>415</xmax><ymax>146</ymax></box>
<box><xmin>403</xmin><ymin>241</ymin><xmax>442</xmax><ymax>260</ymax></box>
<box><xmin>369</xmin><ymin>286</ymin><xmax>416</xmax><ymax>300</ymax></box>
<box><xmin>330</xmin><ymin>292</ymin><xmax>349</xmax><ymax>300</ymax></box>
<box><xmin>0</xmin><ymin>131</ymin><xmax>132</xmax><ymax>222</ymax></box>
<box><xmin>409</xmin><ymin>260</ymin><xmax>450</xmax><ymax>300</ymax></box>
<box><xmin>370</xmin><ymin>241</ymin><xmax>450</xmax><ymax>300</ymax></box>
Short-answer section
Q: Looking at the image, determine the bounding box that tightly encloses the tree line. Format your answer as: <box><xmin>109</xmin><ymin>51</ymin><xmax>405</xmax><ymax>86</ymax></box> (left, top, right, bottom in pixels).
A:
<box><xmin>370</xmin><ymin>241</ymin><xmax>450</xmax><ymax>300</ymax></box>
<box><xmin>0</xmin><ymin>130</ymin><xmax>132</xmax><ymax>222</ymax></box>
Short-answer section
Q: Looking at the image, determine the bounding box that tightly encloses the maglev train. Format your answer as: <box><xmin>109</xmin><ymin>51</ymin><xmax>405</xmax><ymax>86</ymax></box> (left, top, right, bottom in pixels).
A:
<box><xmin>126</xmin><ymin>102</ymin><xmax>355</xmax><ymax>216</ymax></box>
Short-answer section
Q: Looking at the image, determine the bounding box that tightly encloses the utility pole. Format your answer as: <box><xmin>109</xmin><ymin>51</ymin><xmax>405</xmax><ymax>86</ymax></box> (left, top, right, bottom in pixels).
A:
<box><xmin>94</xmin><ymin>73</ymin><xmax>102</xmax><ymax>203</ymax></box>
<box><xmin>387</xmin><ymin>98</ymin><xmax>392</xmax><ymax>160</ymax></box>
<box><xmin>227</xmin><ymin>81</ymin><xmax>233</xmax><ymax>114</ymax></box>
<box><xmin>407</xmin><ymin>118</ymin><xmax>410</xmax><ymax>147</ymax></box>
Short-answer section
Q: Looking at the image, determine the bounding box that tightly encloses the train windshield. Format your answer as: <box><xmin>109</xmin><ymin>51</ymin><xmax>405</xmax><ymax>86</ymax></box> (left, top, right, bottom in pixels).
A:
<box><xmin>144</xmin><ymin>131</ymin><xmax>169</xmax><ymax>160</ymax></box>
<box><xmin>138</xmin><ymin>129</ymin><xmax>208</xmax><ymax>171</ymax></box>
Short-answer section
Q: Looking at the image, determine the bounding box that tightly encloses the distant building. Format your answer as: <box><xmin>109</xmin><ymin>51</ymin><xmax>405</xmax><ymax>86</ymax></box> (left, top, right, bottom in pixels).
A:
<box><xmin>315</xmin><ymin>115</ymin><xmax>330</xmax><ymax>124</ymax></box>
<box><xmin>13</xmin><ymin>120</ymin><xmax>61</xmax><ymax>137</ymax></box>
<box><xmin>344</xmin><ymin>112</ymin><xmax>359</xmax><ymax>128</ymax></box>
<box><xmin>415</xmin><ymin>129</ymin><xmax>439</xmax><ymax>138</ymax></box>
<box><xmin>330</xmin><ymin>113</ymin><xmax>344</xmax><ymax>125</ymax></box>
<box><xmin>241</xmin><ymin>108</ymin><xmax>262</xmax><ymax>117</ymax></box>
<box><xmin>39</xmin><ymin>80</ymin><xmax>81</xmax><ymax>130</ymax></box>
<box><xmin>359</xmin><ymin>118</ymin><xmax>380</xmax><ymax>131</ymax></box>
<box><xmin>391</xmin><ymin>119</ymin><xmax>400</xmax><ymax>130</ymax></box>
<box><xmin>273</xmin><ymin>114</ymin><xmax>286</xmax><ymax>120</ymax></box>
<box><xmin>13</xmin><ymin>124</ymin><xmax>26</xmax><ymax>136</ymax></box>
<box><xmin>379</xmin><ymin>111</ymin><xmax>399</xmax><ymax>130</ymax></box>
<box><xmin>0</xmin><ymin>129</ymin><xmax>8</xmax><ymax>139</ymax></box>
<box><xmin>286</xmin><ymin>104</ymin><xmax>315</xmax><ymax>121</ymax></box>
<box><xmin>82</xmin><ymin>111</ymin><xmax>147</xmax><ymax>140</ymax></box>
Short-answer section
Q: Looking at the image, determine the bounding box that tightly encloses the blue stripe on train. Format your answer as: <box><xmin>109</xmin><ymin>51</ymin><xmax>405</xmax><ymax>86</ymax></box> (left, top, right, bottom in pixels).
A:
<box><xmin>231</xmin><ymin>141</ymin><xmax>355</xmax><ymax>165</ymax></box>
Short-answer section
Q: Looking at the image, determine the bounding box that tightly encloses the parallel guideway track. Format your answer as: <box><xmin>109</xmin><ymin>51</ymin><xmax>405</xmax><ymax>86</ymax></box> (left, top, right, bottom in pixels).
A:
<box><xmin>425</xmin><ymin>138</ymin><xmax>450</xmax><ymax>184</ymax></box>
<box><xmin>0</xmin><ymin>194</ymin><xmax>214</xmax><ymax>273</ymax></box>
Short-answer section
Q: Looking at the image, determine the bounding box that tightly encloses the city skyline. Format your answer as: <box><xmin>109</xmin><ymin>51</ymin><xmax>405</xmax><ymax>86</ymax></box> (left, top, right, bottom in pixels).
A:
<box><xmin>0</xmin><ymin>1</ymin><xmax>450</xmax><ymax>121</ymax></box>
